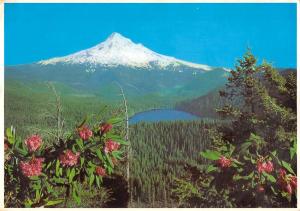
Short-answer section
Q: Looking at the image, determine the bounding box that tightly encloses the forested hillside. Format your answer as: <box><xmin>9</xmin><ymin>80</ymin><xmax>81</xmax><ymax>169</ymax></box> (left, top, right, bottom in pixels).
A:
<box><xmin>129</xmin><ymin>121</ymin><xmax>216</xmax><ymax>207</ymax></box>
<box><xmin>176</xmin><ymin>69</ymin><xmax>296</xmax><ymax>118</ymax></box>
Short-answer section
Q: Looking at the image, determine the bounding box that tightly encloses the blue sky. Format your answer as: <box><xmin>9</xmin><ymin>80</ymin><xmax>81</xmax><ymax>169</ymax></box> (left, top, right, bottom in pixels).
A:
<box><xmin>5</xmin><ymin>3</ymin><xmax>297</xmax><ymax>68</ymax></box>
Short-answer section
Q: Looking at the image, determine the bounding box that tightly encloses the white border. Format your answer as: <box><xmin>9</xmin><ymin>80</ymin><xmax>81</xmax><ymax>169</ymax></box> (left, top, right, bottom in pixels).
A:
<box><xmin>0</xmin><ymin>1</ymin><xmax>298</xmax><ymax>210</ymax></box>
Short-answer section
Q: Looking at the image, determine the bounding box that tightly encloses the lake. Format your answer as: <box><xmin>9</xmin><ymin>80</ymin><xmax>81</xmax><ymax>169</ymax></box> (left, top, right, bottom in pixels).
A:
<box><xmin>129</xmin><ymin>109</ymin><xmax>199</xmax><ymax>124</ymax></box>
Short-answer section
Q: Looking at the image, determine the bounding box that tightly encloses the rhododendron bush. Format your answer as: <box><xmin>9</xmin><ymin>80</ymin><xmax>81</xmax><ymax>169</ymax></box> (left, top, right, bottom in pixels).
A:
<box><xmin>172</xmin><ymin>51</ymin><xmax>297</xmax><ymax>208</ymax></box>
<box><xmin>4</xmin><ymin>117</ymin><xmax>128</xmax><ymax>208</ymax></box>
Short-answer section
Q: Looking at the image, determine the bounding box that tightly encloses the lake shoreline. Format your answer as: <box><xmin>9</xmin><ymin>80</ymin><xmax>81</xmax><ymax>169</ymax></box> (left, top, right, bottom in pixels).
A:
<box><xmin>129</xmin><ymin>108</ymin><xmax>200</xmax><ymax>125</ymax></box>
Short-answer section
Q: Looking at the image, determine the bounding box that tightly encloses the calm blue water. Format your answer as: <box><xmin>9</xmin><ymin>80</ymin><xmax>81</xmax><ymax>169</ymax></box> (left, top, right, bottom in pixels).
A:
<box><xmin>129</xmin><ymin>109</ymin><xmax>199</xmax><ymax>124</ymax></box>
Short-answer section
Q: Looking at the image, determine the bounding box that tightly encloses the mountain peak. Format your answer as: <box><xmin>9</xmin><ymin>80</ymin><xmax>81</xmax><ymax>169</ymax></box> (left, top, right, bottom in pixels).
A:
<box><xmin>105</xmin><ymin>32</ymin><xmax>131</xmax><ymax>43</ymax></box>
<box><xmin>37</xmin><ymin>32</ymin><xmax>214</xmax><ymax>71</ymax></box>
<box><xmin>108</xmin><ymin>32</ymin><xmax>127</xmax><ymax>40</ymax></box>
<box><xmin>99</xmin><ymin>32</ymin><xmax>134</xmax><ymax>49</ymax></box>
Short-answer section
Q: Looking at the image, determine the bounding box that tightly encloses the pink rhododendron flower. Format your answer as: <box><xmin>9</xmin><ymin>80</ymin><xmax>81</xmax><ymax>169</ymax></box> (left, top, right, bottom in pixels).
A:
<box><xmin>95</xmin><ymin>166</ymin><xmax>106</xmax><ymax>176</ymax></box>
<box><xmin>279</xmin><ymin>168</ymin><xmax>287</xmax><ymax>177</ymax></box>
<box><xmin>290</xmin><ymin>176</ymin><xmax>297</xmax><ymax>189</ymax></box>
<box><xmin>217</xmin><ymin>156</ymin><xmax>232</xmax><ymax>168</ymax></box>
<box><xmin>78</xmin><ymin>126</ymin><xmax>93</xmax><ymax>140</ymax></box>
<box><xmin>25</xmin><ymin>134</ymin><xmax>42</xmax><ymax>152</ymax></box>
<box><xmin>285</xmin><ymin>183</ymin><xmax>293</xmax><ymax>195</ymax></box>
<box><xmin>19</xmin><ymin>157</ymin><xmax>44</xmax><ymax>177</ymax></box>
<box><xmin>278</xmin><ymin>168</ymin><xmax>297</xmax><ymax>194</ymax></box>
<box><xmin>257</xmin><ymin>161</ymin><xmax>265</xmax><ymax>173</ymax></box>
<box><xmin>59</xmin><ymin>150</ymin><xmax>80</xmax><ymax>167</ymax></box>
<box><xmin>100</xmin><ymin>123</ymin><xmax>112</xmax><ymax>134</ymax></box>
<box><xmin>264</xmin><ymin>161</ymin><xmax>274</xmax><ymax>173</ymax></box>
<box><xmin>257</xmin><ymin>160</ymin><xmax>273</xmax><ymax>173</ymax></box>
<box><xmin>104</xmin><ymin>139</ymin><xmax>120</xmax><ymax>153</ymax></box>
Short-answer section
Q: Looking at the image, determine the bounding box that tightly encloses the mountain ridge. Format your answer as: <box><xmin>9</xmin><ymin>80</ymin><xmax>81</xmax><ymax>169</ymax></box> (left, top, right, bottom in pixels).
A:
<box><xmin>36</xmin><ymin>32</ymin><xmax>219</xmax><ymax>72</ymax></box>
<box><xmin>5</xmin><ymin>32</ymin><xmax>231</xmax><ymax>110</ymax></box>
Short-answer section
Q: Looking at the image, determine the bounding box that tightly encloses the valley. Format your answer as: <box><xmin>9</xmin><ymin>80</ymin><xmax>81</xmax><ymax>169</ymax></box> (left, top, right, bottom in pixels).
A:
<box><xmin>4</xmin><ymin>32</ymin><xmax>297</xmax><ymax>208</ymax></box>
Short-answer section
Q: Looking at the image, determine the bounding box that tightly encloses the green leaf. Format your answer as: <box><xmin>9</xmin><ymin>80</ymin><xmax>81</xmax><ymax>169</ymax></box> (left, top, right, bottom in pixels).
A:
<box><xmin>107</xmin><ymin>117</ymin><xmax>123</xmax><ymax>124</ymax></box>
<box><xmin>46</xmin><ymin>161</ymin><xmax>52</xmax><ymax>170</ymax></box>
<box><xmin>66</xmin><ymin>168</ymin><xmax>70</xmax><ymax>177</ymax></box>
<box><xmin>6</xmin><ymin>128</ymin><xmax>14</xmax><ymax>144</ymax></box>
<box><xmin>200</xmin><ymin>150</ymin><xmax>221</xmax><ymax>160</ymax></box>
<box><xmin>51</xmin><ymin>177</ymin><xmax>66</xmax><ymax>184</ymax></box>
<box><xmin>206</xmin><ymin>165</ymin><xmax>217</xmax><ymax>173</ymax></box>
<box><xmin>24</xmin><ymin>199</ymin><xmax>33</xmax><ymax>208</ymax></box>
<box><xmin>270</xmin><ymin>186</ymin><xmax>278</xmax><ymax>195</ymax></box>
<box><xmin>105</xmin><ymin>153</ymin><xmax>114</xmax><ymax>168</ymax></box>
<box><xmin>290</xmin><ymin>139</ymin><xmax>297</xmax><ymax>160</ymax></box>
<box><xmin>262</xmin><ymin>172</ymin><xmax>276</xmax><ymax>183</ymax></box>
<box><xmin>55</xmin><ymin>160</ymin><xmax>60</xmax><ymax>177</ymax></box>
<box><xmin>229</xmin><ymin>144</ymin><xmax>235</xmax><ymax>156</ymax></box>
<box><xmin>80</xmin><ymin>157</ymin><xmax>85</xmax><ymax>168</ymax></box>
<box><xmin>281</xmin><ymin>160</ymin><xmax>295</xmax><ymax>175</ymax></box>
<box><xmin>250</xmin><ymin>156</ymin><xmax>256</xmax><ymax>164</ymax></box>
<box><xmin>14</xmin><ymin>147</ymin><xmax>27</xmax><ymax>156</ymax></box>
<box><xmin>32</xmin><ymin>183</ymin><xmax>41</xmax><ymax>190</ymax></box>
<box><xmin>72</xmin><ymin>183</ymin><xmax>81</xmax><ymax>205</ymax></box>
<box><xmin>106</xmin><ymin>135</ymin><xmax>129</xmax><ymax>145</ymax></box>
<box><xmin>113</xmin><ymin>139</ymin><xmax>129</xmax><ymax>145</ymax></box>
<box><xmin>69</xmin><ymin>168</ymin><xmax>75</xmax><ymax>183</ymax></box>
<box><xmin>232</xmin><ymin>159</ymin><xmax>243</xmax><ymax>165</ymax></box>
<box><xmin>35</xmin><ymin>189</ymin><xmax>41</xmax><ymax>201</ymax></box>
<box><xmin>233</xmin><ymin>174</ymin><xmax>242</xmax><ymax>181</ymax></box>
<box><xmin>96</xmin><ymin>149</ymin><xmax>105</xmax><ymax>163</ymax></box>
<box><xmin>240</xmin><ymin>142</ymin><xmax>252</xmax><ymax>152</ymax></box>
<box><xmin>76</xmin><ymin>139</ymin><xmax>84</xmax><ymax>150</ymax></box>
<box><xmin>29</xmin><ymin>176</ymin><xmax>40</xmax><ymax>181</ymax></box>
<box><xmin>89</xmin><ymin>174</ymin><xmax>95</xmax><ymax>187</ymax></box>
<box><xmin>112</xmin><ymin>151</ymin><xmax>122</xmax><ymax>159</ymax></box>
<box><xmin>44</xmin><ymin>199</ymin><xmax>65</xmax><ymax>207</ymax></box>
<box><xmin>95</xmin><ymin>175</ymin><xmax>100</xmax><ymax>188</ymax></box>
<box><xmin>271</xmin><ymin>150</ymin><xmax>277</xmax><ymax>157</ymax></box>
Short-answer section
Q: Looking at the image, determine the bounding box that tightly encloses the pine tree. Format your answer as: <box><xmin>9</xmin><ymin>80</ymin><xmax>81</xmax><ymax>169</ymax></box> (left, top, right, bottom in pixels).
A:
<box><xmin>172</xmin><ymin>50</ymin><xmax>297</xmax><ymax>208</ymax></box>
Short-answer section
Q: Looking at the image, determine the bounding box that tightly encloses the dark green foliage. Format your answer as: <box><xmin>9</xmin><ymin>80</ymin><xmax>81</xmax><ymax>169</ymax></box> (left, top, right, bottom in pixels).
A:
<box><xmin>172</xmin><ymin>51</ymin><xmax>297</xmax><ymax>208</ymax></box>
<box><xmin>129</xmin><ymin>120</ymin><xmax>216</xmax><ymax>207</ymax></box>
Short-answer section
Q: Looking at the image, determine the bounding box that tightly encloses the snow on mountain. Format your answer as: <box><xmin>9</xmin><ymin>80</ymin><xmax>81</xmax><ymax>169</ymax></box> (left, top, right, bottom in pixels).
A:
<box><xmin>38</xmin><ymin>32</ymin><xmax>213</xmax><ymax>71</ymax></box>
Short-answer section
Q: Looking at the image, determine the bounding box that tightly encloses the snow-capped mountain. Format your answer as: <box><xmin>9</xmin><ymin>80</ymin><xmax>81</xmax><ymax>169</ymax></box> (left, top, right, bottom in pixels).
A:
<box><xmin>38</xmin><ymin>32</ymin><xmax>213</xmax><ymax>71</ymax></box>
<box><xmin>6</xmin><ymin>32</ymin><xmax>230</xmax><ymax>106</ymax></box>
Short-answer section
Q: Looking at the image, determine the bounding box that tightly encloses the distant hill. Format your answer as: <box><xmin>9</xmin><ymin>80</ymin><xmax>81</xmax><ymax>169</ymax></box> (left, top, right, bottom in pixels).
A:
<box><xmin>176</xmin><ymin>69</ymin><xmax>296</xmax><ymax>118</ymax></box>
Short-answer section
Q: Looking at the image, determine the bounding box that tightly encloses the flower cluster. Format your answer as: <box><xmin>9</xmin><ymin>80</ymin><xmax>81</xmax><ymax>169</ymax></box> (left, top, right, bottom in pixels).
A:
<box><xmin>278</xmin><ymin>168</ymin><xmax>297</xmax><ymax>195</ymax></box>
<box><xmin>7</xmin><ymin>117</ymin><xmax>125</xmax><ymax>208</ymax></box>
<box><xmin>257</xmin><ymin>160</ymin><xmax>274</xmax><ymax>173</ymax></box>
<box><xmin>100</xmin><ymin>123</ymin><xmax>112</xmax><ymax>134</ymax></box>
<box><xmin>25</xmin><ymin>135</ymin><xmax>42</xmax><ymax>152</ymax></box>
<box><xmin>218</xmin><ymin>156</ymin><xmax>232</xmax><ymax>168</ymax></box>
<box><xmin>104</xmin><ymin>139</ymin><xmax>120</xmax><ymax>153</ymax></box>
<box><xmin>59</xmin><ymin>150</ymin><xmax>80</xmax><ymax>167</ymax></box>
<box><xmin>78</xmin><ymin>126</ymin><xmax>93</xmax><ymax>140</ymax></box>
<box><xmin>19</xmin><ymin>157</ymin><xmax>44</xmax><ymax>177</ymax></box>
<box><xmin>95</xmin><ymin>166</ymin><xmax>106</xmax><ymax>176</ymax></box>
